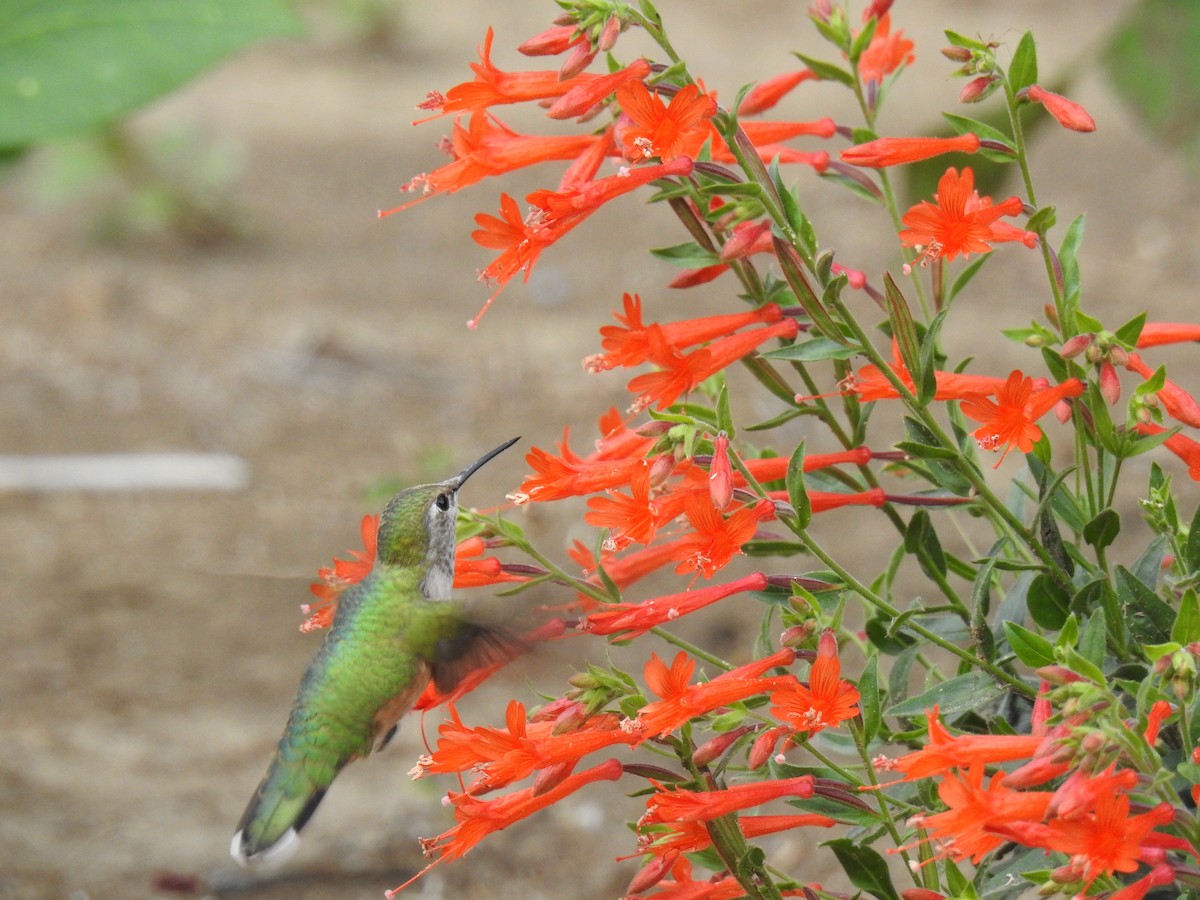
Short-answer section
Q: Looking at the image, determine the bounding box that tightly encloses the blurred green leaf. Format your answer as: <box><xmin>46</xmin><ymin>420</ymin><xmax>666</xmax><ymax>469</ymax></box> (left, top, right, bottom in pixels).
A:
<box><xmin>0</xmin><ymin>0</ymin><xmax>303</xmax><ymax>149</ymax></box>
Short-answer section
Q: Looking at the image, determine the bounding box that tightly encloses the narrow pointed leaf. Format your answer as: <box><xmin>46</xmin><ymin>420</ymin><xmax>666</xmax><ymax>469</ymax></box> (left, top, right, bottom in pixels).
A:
<box><xmin>786</xmin><ymin>440</ymin><xmax>811</xmax><ymax>529</ymax></box>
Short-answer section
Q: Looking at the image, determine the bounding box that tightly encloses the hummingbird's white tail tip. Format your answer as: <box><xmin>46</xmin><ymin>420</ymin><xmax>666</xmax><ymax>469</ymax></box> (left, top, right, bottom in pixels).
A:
<box><xmin>230</xmin><ymin>826</ymin><xmax>300</xmax><ymax>869</ymax></box>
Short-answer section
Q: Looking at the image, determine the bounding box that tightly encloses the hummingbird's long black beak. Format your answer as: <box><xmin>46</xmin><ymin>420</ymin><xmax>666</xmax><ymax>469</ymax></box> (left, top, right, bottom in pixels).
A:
<box><xmin>448</xmin><ymin>436</ymin><xmax>520</xmax><ymax>490</ymax></box>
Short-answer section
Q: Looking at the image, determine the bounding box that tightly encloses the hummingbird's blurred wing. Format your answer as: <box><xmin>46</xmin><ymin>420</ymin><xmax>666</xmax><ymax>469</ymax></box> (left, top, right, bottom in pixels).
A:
<box><xmin>431</xmin><ymin>622</ymin><xmax>529</xmax><ymax>694</ymax></box>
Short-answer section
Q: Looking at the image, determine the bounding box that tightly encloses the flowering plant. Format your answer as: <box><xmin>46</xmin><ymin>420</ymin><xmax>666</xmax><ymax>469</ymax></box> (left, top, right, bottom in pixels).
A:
<box><xmin>321</xmin><ymin>3</ymin><xmax>1200</xmax><ymax>898</ymax></box>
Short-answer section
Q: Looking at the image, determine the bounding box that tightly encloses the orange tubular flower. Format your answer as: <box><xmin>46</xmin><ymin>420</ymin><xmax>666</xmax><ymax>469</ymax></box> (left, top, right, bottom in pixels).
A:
<box><xmin>580</xmin><ymin>571</ymin><xmax>770</xmax><ymax>639</ymax></box>
<box><xmin>991</xmin><ymin>796</ymin><xmax>1184</xmax><ymax>890</ymax></box>
<box><xmin>585</xmin><ymin>463</ymin><xmax>661</xmax><ymax>550</ymax></box>
<box><xmin>911</xmin><ymin>768</ymin><xmax>1053</xmax><ymax>864</ymax></box>
<box><xmin>382</xmin><ymin>114</ymin><xmax>602</xmax><ymax>215</ymax></box>
<box><xmin>670</xmin><ymin>495</ymin><xmax>775</xmax><ymax>579</ymax></box>
<box><xmin>767</xmin><ymin>487</ymin><xmax>887</xmax><ymax>513</ymax></box>
<box><xmin>878</xmin><ymin>708</ymin><xmax>1042</xmax><ymax>783</ymax></box>
<box><xmin>616</xmin><ymin>81</ymin><xmax>719</xmax><ymax>162</ymax></box>
<box><xmin>473</xmin><ymin>158</ymin><xmax>694</xmax><ymax>325</ymax></box>
<box><xmin>1026</xmin><ymin>84</ymin><xmax>1096</xmax><ymax>132</ymax></box>
<box><xmin>585</xmin><ymin>293</ymin><xmax>784</xmax><ymax>372</ymax></box>
<box><xmin>1134</xmin><ymin>423</ymin><xmax>1200</xmax><ymax>481</ymax></box>
<box><xmin>841</xmin><ymin>338</ymin><xmax>1008</xmax><ymax>402</ymax></box>
<box><xmin>631</xmin><ymin>647</ymin><xmax>797</xmax><ymax>739</ymax></box>
<box><xmin>416</xmin><ymin>700</ymin><xmax>635</xmax><ymax>790</ymax></box>
<box><xmin>452</xmin><ymin>536</ymin><xmax>529</xmax><ymax>588</ymax></box>
<box><xmin>842</xmin><ymin>132</ymin><xmax>981</xmax><ymax>168</ymax></box>
<box><xmin>546</xmin><ymin>58</ymin><xmax>652</xmax><ymax>119</ymax></box>
<box><xmin>960</xmin><ymin>370</ymin><xmax>1084</xmax><ymax>465</ymax></box>
<box><xmin>644</xmin><ymin>774</ymin><xmax>815</xmax><ymax>824</ymax></box>
<box><xmin>302</xmin><ymin>513</ymin><xmax>379</xmax><ymax>632</ymax></box>
<box><xmin>627</xmin><ymin>318</ymin><xmax>800</xmax><ymax>412</ymax></box>
<box><xmin>1137</xmin><ymin>322</ymin><xmax>1200</xmax><ymax>348</ymax></box>
<box><xmin>1125</xmin><ymin>352</ymin><xmax>1200</xmax><ymax>428</ymax></box>
<box><xmin>390</xmin><ymin>758</ymin><xmax>624</xmax><ymax>895</ymax></box>
<box><xmin>513</xmin><ymin>411</ymin><xmax>655</xmax><ymax>504</ymax></box>
<box><xmin>899</xmin><ymin>167</ymin><xmax>1027</xmax><ymax>262</ymax></box>
<box><xmin>769</xmin><ymin>630</ymin><xmax>860</xmax><ymax>736</ymax></box>
<box><xmin>857</xmin><ymin>14</ymin><xmax>915</xmax><ymax>84</ymax></box>
<box><xmin>416</xmin><ymin>28</ymin><xmax>595</xmax><ymax>122</ymax></box>
<box><xmin>636</xmin><ymin>813</ymin><xmax>836</xmax><ymax>858</ymax></box>
<box><xmin>517</xmin><ymin>24</ymin><xmax>586</xmax><ymax>56</ymax></box>
<box><xmin>740</xmin><ymin>70</ymin><xmax>817</xmax><ymax>115</ymax></box>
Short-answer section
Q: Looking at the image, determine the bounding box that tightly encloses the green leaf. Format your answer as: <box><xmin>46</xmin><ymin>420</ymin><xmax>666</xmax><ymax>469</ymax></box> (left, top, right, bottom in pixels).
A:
<box><xmin>1060</xmin><ymin>648</ymin><xmax>1106</xmax><ymax>685</ymax></box>
<box><xmin>905</xmin><ymin>509</ymin><xmax>947</xmax><ymax>579</ymax></box>
<box><xmin>740</xmin><ymin>354</ymin><xmax>801</xmax><ymax>406</ymax></box>
<box><xmin>715</xmin><ymin>384</ymin><xmax>733</xmax><ymax>437</ymax></box>
<box><xmin>1058</xmin><ymin>215</ymin><xmax>1087</xmax><ymax>305</ymax></box>
<box><xmin>947</xmin><ymin>255</ymin><xmax>990</xmax><ymax>303</ymax></box>
<box><xmin>859</xmin><ymin>654</ymin><xmax>882</xmax><ymax>743</ymax></box>
<box><xmin>0</xmin><ymin>0</ymin><xmax>303</xmax><ymax>148</ymax></box>
<box><xmin>786</xmin><ymin>440</ymin><xmax>811</xmax><ymax>528</ymax></box>
<box><xmin>1079</xmin><ymin>608</ymin><xmax>1106</xmax><ymax>667</ymax></box>
<box><xmin>773</xmin><ymin>235</ymin><xmax>846</xmax><ymax>345</ymax></box>
<box><xmin>887</xmin><ymin>671</ymin><xmax>1006</xmax><ymax>719</ymax></box>
<box><xmin>1004</xmin><ymin>621</ymin><xmax>1056</xmax><ymax>668</ymax></box>
<box><xmin>867</xmin><ymin>615</ymin><xmax>917</xmax><ymax>656</ymax></box>
<box><xmin>1008</xmin><ymin>31</ymin><xmax>1039</xmax><ymax>93</ymax></box>
<box><xmin>1187</xmin><ymin>502</ymin><xmax>1200</xmax><ymax>574</ymax></box>
<box><xmin>825</xmin><ymin>839</ymin><xmax>901</xmax><ymax>900</ymax></box>
<box><xmin>1172</xmin><ymin>588</ymin><xmax>1200</xmax><ymax>644</ymax></box>
<box><xmin>901</xmin><ymin>417</ymin><xmax>974</xmax><ymax>495</ymax></box>
<box><xmin>795</xmin><ymin>53</ymin><xmax>855</xmax><ymax>87</ymax></box>
<box><xmin>1114</xmin><ymin>311</ymin><xmax>1148</xmax><ymax>347</ymax></box>
<box><xmin>1083</xmin><ymin>508</ymin><xmax>1120</xmax><ymax>550</ymax></box>
<box><xmin>944</xmin><ymin>30</ymin><xmax>992</xmax><ymax>53</ymax></box>
<box><xmin>649</xmin><ymin>241</ymin><xmax>720</xmax><ymax>267</ymax></box>
<box><xmin>942</xmin><ymin>112</ymin><xmax>1012</xmax><ymax>146</ymax></box>
<box><xmin>1116</xmin><ymin>564</ymin><xmax>1174</xmax><ymax>644</ymax></box>
<box><xmin>1027</xmin><ymin>572</ymin><xmax>1070</xmax><ymax>630</ymax></box>
<box><xmin>883</xmin><ymin>274</ymin><xmax>927</xmax><ymax>405</ymax></box>
<box><xmin>1025</xmin><ymin>205</ymin><xmax>1057</xmax><ymax>234</ymax></box>
<box><xmin>847</xmin><ymin>15</ymin><xmax>878</xmax><ymax>63</ymax></box>
<box><xmin>761</xmin><ymin>338</ymin><xmax>863</xmax><ymax>362</ymax></box>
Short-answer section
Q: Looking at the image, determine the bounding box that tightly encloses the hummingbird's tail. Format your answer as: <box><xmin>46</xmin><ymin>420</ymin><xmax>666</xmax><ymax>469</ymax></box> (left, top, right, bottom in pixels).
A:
<box><xmin>231</xmin><ymin>748</ymin><xmax>331</xmax><ymax>867</ymax></box>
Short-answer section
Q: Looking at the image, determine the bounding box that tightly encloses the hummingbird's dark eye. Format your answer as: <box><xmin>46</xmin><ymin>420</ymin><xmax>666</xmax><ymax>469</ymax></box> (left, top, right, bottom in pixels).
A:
<box><xmin>435</xmin><ymin>493</ymin><xmax>451</xmax><ymax>511</ymax></box>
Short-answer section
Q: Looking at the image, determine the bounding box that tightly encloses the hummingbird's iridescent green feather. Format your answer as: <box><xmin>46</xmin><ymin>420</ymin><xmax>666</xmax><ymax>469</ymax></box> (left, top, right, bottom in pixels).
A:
<box><xmin>231</xmin><ymin>438</ymin><xmax>520</xmax><ymax>866</ymax></box>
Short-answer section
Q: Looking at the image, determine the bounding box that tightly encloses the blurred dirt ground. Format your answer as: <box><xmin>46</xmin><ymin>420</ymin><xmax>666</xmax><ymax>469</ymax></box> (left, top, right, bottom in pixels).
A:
<box><xmin>2</xmin><ymin>1</ymin><xmax>1197</xmax><ymax>898</ymax></box>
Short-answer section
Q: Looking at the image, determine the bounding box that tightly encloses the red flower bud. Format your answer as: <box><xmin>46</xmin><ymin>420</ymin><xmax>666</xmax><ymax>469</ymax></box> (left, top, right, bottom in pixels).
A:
<box><xmin>624</xmin><ymin>849</ymin><xmax>679</xmax><ymax>895</ymax></box>
<box><xmin>1099</xmin><ymin>360</ymin><xmax>1121</xmax><ymax>406</ymax></box>
<box><xmin>1026</xmin><ymin>84</ymin><xmax>1096</xmax><ymax>132</ymax></box>
<box><xmin>692</xmin><ymin>725</ymin><xmax>755</xmax><ymax>767</ymax></box>
<box><xmin>708</xmin><ymin>432</ymin><xmax>733</xmax><ymax>511</ymax></box>
<box><xmin>1058</xmin><ymin>333</ymin><xmax>1094</xmax><ymax>359</ymax></box>
<box><xmin>959</xmin><ymin>75</ymin><xmax>995</xmax><ymax>103</ymax></box>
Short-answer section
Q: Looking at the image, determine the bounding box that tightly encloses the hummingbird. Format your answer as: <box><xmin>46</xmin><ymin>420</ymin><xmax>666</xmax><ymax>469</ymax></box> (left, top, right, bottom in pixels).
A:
<box><xmin>231</xmin><ymin>437</ymin><xmax>521</xmax><ymax>866</ymax></box>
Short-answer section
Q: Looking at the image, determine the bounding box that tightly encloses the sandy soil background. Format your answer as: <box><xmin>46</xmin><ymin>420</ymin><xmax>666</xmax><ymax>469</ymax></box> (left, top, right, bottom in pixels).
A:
<box><xmin>3</xmin><ymin>1</ymin><xmax>1197</xmax><ymax>898</ymax></box>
